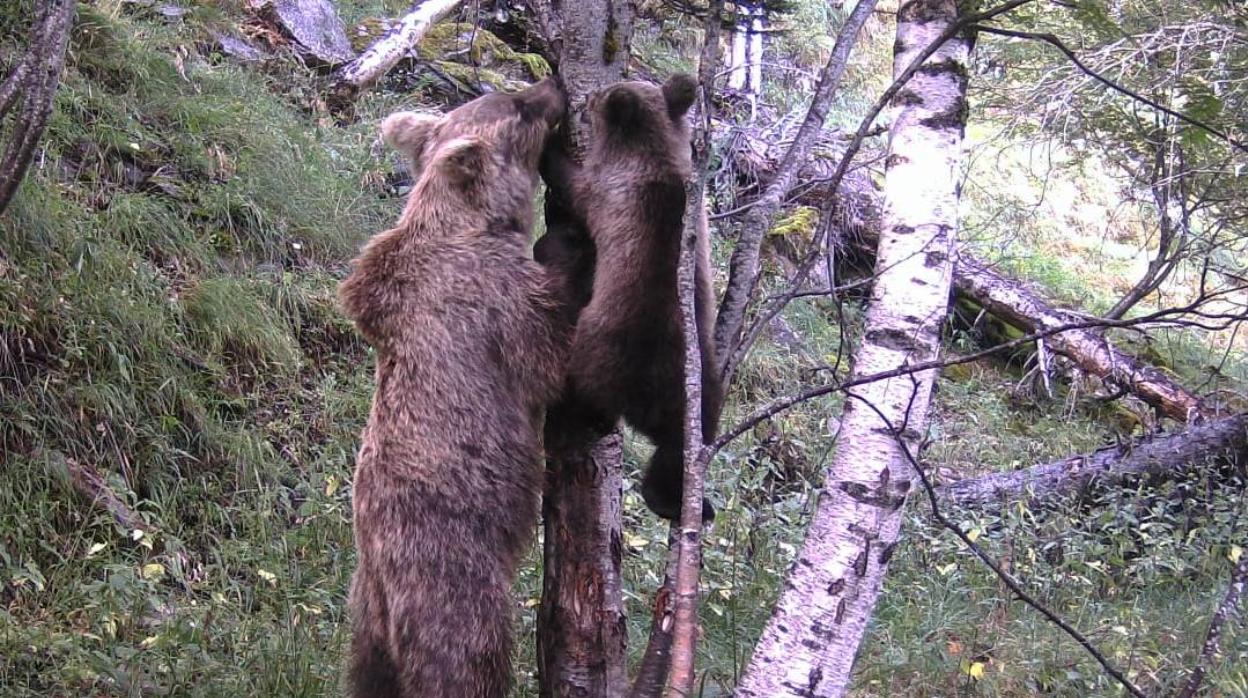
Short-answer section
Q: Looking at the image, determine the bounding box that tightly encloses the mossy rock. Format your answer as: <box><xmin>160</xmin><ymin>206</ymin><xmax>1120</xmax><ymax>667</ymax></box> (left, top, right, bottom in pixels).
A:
<box><xmin>432</xmin><ymin>60</ymin><xmax>526</xmax><ymax>92</ymax></box>
<box><xmin>419</xmin><ymin>22</ymin><xmax>550</xmax><ymax>81</ymax></box>
<box><xmin>943</xmin><ymin>361</ymin><xmax>976</xmax><ymax>383</ymax></box>
<box><xmin>348</xmin><ymin>17</ymin><xmax>389</xmax><ymax>52</ymax></box>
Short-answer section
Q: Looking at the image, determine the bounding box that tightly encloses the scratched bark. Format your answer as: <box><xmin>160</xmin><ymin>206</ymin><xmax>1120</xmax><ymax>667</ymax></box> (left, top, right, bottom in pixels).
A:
<box><xmin>735</xmin><ymin>1</ymin><xmax>969</xmax><ymax>695</ymax></box>
<box><xmin>533</xmin><ymin>0</ymin><xmax>634</xmax><ymax>694</ymax></box>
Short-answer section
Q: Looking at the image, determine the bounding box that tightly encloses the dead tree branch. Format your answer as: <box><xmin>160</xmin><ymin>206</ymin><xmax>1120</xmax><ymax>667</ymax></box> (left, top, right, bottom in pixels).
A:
<box><xmin>712</xmin><ymin>0</ymin><xmax>881</xmax><ymax>381</ymax></box>
<box><xmin>1175</xmin><ymin>549</ymin><xmax>1248</xmax><ymax>698</ymax></box>
<box><xmin>664</xmin><ymin>2</ymin><xmax>725</xmax><ymax>695</ymax></box>
<box><xmin>955</xmin><ymin>255</ymin><xmax>1214</xmax><ymax>422</ymax></box>
<box><xmin>714</xmin><ymin>290</ymin><xmax>1245</xmax><ymax>455</ymax></box>
<box><xmin>330</xmin><ymin>0</ymin><xmax>464</xmax><ymax>103</ymax></box>
<box><xmin>939</xmin><ymin>413</ymin><xmax>1248</xmax><ymax>508</ymax></box>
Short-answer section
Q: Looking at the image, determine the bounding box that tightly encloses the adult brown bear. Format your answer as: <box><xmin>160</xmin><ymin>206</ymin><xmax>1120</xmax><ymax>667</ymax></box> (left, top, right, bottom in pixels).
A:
<box><xmin>339</xmin><ymin>78</ymin><xmax>567</xmax><ymax>698</ymax></box>
<box><xmin>536</xmin><ymin>74</ymin><xmax>723</xmax><ymax>521</ymax></box>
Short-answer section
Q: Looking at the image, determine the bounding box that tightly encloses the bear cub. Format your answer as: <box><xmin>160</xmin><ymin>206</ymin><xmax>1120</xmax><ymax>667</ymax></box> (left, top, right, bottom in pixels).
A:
<box><xmin>536</xmin><ymin>74</ymin><xmax>723</xmax><ymax>521</ymax></box>
<box><xmin>339</xmin><ymin>78</ymin><xmax>567</xmax><ymax>698</ymax></box>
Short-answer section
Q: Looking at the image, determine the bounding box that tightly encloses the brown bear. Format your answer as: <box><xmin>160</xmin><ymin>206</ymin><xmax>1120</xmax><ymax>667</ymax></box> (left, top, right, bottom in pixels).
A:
<box><xmin>535</xmin><ymin>74</ymin><xmax>723</xmax><ymax>521</ymax></box>
<box><xmin>338</xmin><ymin>78</ymin><xmax>567</xmax><ymax>698</ymax></box>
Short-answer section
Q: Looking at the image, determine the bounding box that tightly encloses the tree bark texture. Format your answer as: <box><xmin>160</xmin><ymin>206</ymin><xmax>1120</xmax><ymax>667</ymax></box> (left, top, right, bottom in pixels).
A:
<box><xmin>724</xmin><ymin>130</ymin><xmax>1212</xmax><ymax>426</ymax></box>
<box><xmin>736</xmin><ymin>2</ymin><xmax>969</xmax><ymax>696</ymax></box>
<box><xmin>0</xmin><ymin>0</ymin><xmax>75</xmax><ymax>217</ymax></box>
<box><xmin>1175</xmin><ymin>550</ymin><xmax>1248</xmax><ymax>698</ymax></box>
<box><xmin>713</xmin><ymin>0</ymin><xmax>880</xmax><ymax>378</ymax></box>
<box><xmin>939</xmin><ymin>413</ymin><xmax>1248</xmax><ymax>508</ymax></box>
<box><xmin>538</xmin><ymin>433</ymin><xmax>629</xmax><ymax>698</ymax></box>
<box><xmin>630</xmin><ymin>530</ymin><xmax>679</xmax><ymax>698</ymax></box>
<box><xmin>534</xmin><ymin>0</ymin><xmax>635</xmax><ymax>694</ymax></box>
<box><xmin>665</xmin><ymin>5</ymin><xmax>723</xmax><ymax>693</ymax></box>
<box><xmin>331</xmin><ymin>0</ymin><xmax>464</xmax><ymax>100</ymax></box>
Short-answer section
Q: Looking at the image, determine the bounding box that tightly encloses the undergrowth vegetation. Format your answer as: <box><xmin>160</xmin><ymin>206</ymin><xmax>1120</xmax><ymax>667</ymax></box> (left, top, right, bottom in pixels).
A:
<box><xmin>0</xmin><ymin>1</ymin><xmax>1244</xmax><ymax>697</ymax></box>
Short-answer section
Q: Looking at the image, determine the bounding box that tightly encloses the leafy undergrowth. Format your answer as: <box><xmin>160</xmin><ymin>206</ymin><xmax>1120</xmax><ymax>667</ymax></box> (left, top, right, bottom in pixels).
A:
<box><xmin>1</xmin><ymin>2</ymin><xmax>1246</xmax><ymax>698</ymax></box>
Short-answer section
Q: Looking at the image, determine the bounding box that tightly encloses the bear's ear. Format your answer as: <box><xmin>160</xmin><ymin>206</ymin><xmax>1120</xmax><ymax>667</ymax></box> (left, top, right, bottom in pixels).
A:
<box><xmin>602</xmin><ymin>87</ymin><xmax>646</xmax><ymax>129</ymax></box>
<box><xmin>662</xmin><ymin>74</ymin><xmax>697</xmax><ymax>121</ymax></box>
<box><xmin>380</xmin><ymin>111</ymin><xmax>442</xmax><ymax>164</ymax></box>
<box><xmin>430</xmin><ymin>137</ymin><xmax>489</xmax><ymax>189</ymax></box>
<box><xmin>518</xmin><ymin>77</ymin><xmax>567</xmax><ymax>127</ymax></box>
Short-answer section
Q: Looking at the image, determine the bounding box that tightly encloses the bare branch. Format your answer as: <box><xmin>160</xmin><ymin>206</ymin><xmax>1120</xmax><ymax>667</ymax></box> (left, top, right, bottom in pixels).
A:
<box><xmin>1175</xmin><ymin>549</ymin><xmax>1248</xmax><ymax>698</ymax></box>
<box><xmin>975</xmin><ymin>26</ymin><xmax>1248</xmax><ymax>154</ymax></box>
<box><xmin>664</xmin><ymin>0</ymin><xmax>725</xmax><ymax>693</ymax></box>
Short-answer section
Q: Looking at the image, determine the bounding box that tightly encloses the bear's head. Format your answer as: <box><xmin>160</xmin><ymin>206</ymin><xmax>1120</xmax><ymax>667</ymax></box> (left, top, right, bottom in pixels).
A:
<box><xmin>380</xmin><ymin>78</ymin><xmax>566</xmax><ymax>222</ymax></box>
<box><xmin>586</xmin><ymin>74</ymin><xmax>696</xmax><ymax>165</ymax></box>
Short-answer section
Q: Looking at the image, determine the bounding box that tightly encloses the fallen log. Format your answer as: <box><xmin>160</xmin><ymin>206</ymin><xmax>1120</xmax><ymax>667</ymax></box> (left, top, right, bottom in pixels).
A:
<box><xmin>43</xmin><ymin>450</ymin><xmax>149</xmax><ymax>534</ymax></box>
<box><xmin>723</xmin><ymin>130</ymin><xmax>1214</xmax><ymax>424</ymax></box>
<box><xmin>939</xmin><ymin>413</ymin><xmax>1248</xmax><ymax>508</ymax></box>
<box><xmin>331</xmin><ymin>0</ymin><xmax>463</xmax><ymax>102</ymax></box>
<box><xmin>955</xmin><ymin>256</ymin><xmax>1213</xmax><ymax>423</ymax></box>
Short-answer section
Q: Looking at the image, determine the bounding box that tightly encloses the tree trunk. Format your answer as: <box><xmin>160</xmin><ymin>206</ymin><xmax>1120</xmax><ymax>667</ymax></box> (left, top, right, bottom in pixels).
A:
<box><xmin>664</xmin><ymin>5</ymin><xmax>724</xmax><ymax>693</ymax></box>
<box><xmin>1175</xmin><ymin>550</ymin><xmax>1248</xmax><ymax>698</ymax></box>
<box><xmin>533</xmin><ymin>0</ymin><xmax>634</xmax><ymax>695</ymax></box>
<box><xmin>537</xmin><ymin>433</ymin><xmax>629</xmax><ymax>698</ymax></box>
<box><xmin>939</xmin><ymin>413</ymin><xmax>1248</xmax><ymax>508</ymax></box>
<box><xmin>630</xmin><ymin>531</ymin><xmax>679</xmax><ymax>698</ymax></box>
<box><xmin>330</xmin><ymin>0</ymin><xmax>464</xmax><ymax>102</ymax></box>
<box><xmin>736</xmin><ymin>2</ymin><xmax>968</xmax><ymax>696</ymax></box>
<box><xmin>0</xmin><ymin>0</ymin><xmax>76</xmax><ymax>217</ymax></box>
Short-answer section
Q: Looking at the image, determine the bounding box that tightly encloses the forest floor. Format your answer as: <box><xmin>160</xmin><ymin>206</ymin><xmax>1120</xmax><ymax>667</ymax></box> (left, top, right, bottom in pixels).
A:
<box><xmin>0</xmin><ymin>2</ymin><xmax>1244</xmax><ymax>697</ymax></box>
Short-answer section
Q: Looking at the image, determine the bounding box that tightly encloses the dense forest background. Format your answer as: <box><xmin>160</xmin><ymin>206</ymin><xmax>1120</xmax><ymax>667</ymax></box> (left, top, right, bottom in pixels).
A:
<box><xmin>0</xmin><ymin>0</ymin><xmax>1245</xmax><ymax>695</ymax></box>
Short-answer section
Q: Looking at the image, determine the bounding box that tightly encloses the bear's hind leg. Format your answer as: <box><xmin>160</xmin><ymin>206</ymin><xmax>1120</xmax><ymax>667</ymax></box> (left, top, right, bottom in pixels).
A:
<box><xmin>347</xmin><ymin>572</ymin><xmax>403</xmax><ymax>698</ymax></box>
<box><xmin>641</xmin><ymin>438</ymin><xmax>715</xmax><ymax>523</ymax></box>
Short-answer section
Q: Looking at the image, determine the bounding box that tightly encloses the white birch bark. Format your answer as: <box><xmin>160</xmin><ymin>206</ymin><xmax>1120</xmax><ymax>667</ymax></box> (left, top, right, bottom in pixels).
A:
<box><xmin>332</xmin><ymin>0</ymin><xmax>463</xmax><ymax>94</ymax></box>
<box><xmin>728</xmin><ymin>22</ymin><xmax>748</xmax><ymax>90</ymax></box>
<box><xmin>747</xmin><ymin>6</ymin><xmax>764</xmax><ymax>92</ymax></box>
<box><xmin>735</xmin><ymin>1</ymin><xmax>969</xmax><ymax>695</ymax></box>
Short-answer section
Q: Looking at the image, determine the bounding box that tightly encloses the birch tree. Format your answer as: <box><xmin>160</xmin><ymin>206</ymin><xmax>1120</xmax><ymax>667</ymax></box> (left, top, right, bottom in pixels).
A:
<box><xmin>735</xmin><ymin>1</ymin><xmax>971</xmax><ymax>694</ymax></box>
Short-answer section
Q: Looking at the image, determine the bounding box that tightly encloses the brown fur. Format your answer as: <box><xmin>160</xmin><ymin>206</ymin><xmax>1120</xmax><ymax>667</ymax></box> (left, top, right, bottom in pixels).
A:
<box><xmin>536</xmin><ymin>75</ymin><xmax>723</xmax><ymax>521</ymax></box>
<box><xmin>339</xmin><ymin>79</ymin><xmax>567</xmax><ymax>698</ymax></box>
